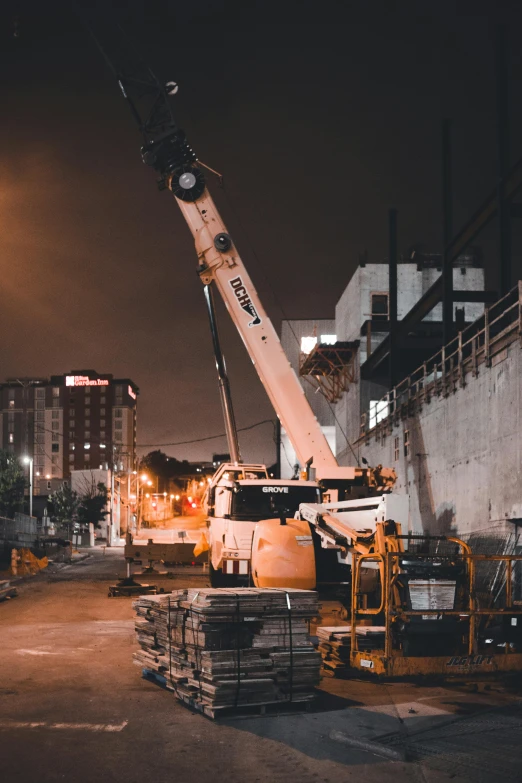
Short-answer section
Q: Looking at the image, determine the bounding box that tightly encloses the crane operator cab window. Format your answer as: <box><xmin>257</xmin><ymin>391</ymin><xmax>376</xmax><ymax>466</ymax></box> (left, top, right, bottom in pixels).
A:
<box><xmin>230</xmin><ymin>485</ymin><xmax>321</xmax><ymax>522</ymax></box>
<box><xmin>222</xmin><ymin>469</ymin><xmax>267</xmax><ymax>481</ymax></box>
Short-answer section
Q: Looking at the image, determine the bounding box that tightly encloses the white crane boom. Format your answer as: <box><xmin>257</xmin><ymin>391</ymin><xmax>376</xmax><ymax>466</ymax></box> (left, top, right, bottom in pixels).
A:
<box><xmin>174</xmin><ymin>189</ymin><xmax>340</xmax><ymax>476</ymax></box>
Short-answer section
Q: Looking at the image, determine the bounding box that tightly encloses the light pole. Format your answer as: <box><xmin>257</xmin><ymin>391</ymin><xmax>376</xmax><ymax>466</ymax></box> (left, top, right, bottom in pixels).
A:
<box><xmin>22</xmin><ymin>456</ymin><xmax>33</xmax><ymax>519</ymax></box>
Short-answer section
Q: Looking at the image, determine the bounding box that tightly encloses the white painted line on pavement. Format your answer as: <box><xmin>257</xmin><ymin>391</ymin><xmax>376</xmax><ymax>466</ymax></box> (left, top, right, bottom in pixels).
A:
<box><xmin>0</xmin><ymin>721</ymin><xmax>128</xmax><ymax>732</ymax></box>
<box><xmin>16</xmin><ymin>649</ymin><xmax>61</xmax><ymax>656</ymax></box>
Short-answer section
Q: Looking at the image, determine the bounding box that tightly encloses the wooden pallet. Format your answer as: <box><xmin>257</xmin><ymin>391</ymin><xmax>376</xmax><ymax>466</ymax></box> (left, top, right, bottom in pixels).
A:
<box><xmin>142</xmin><ymin>668</ymin><xmax>314</xmax><ymax>719</ymax></box>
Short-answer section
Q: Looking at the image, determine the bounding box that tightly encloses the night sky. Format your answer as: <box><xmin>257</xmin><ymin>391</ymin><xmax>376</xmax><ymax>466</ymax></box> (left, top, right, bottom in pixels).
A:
<box><xmin>1</xmin><ymin>1</ymin><xmax>521</xmax><ymax>464</ymax></box>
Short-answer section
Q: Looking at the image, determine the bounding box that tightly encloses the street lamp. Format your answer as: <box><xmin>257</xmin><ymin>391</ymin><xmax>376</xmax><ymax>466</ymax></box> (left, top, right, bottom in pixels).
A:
<box><xmin>22</xmin><ymin>456</ymin><xmax>33</xmax><ymax>519</ymax></box>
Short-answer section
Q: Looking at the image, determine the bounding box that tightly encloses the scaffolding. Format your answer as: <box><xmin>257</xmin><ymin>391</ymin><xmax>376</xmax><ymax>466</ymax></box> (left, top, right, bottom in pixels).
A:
<box><xmin>299</xmin><ymin>341</ymin><xmax>359</xmax><ymax>403</ymax></box>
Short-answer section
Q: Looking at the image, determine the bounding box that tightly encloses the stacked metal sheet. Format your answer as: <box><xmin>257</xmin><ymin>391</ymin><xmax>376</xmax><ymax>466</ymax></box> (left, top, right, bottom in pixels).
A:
<box><xmin>317</xmin><ymin>625</ymin><xmax>385</xmax><ymax>676</ymax></box>
<box><xmin>133</xmin><ymin>587</ymin><xmax>321</xmax><ymax>716</ymax></box>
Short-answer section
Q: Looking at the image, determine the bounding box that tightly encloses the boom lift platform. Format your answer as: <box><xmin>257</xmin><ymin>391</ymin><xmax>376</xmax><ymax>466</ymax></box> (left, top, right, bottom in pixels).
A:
<box><xmin>253</xmin><ymin>503</ymin><xmax>522</xmax><ymax>677</ymax></box>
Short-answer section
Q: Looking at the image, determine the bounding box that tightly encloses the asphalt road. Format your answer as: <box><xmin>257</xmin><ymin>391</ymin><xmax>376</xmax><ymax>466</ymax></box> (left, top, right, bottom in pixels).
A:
<box><xmin>0</xmin><ymin>549</ymin><xmax>521</xmax><ymax>783</ymax></box>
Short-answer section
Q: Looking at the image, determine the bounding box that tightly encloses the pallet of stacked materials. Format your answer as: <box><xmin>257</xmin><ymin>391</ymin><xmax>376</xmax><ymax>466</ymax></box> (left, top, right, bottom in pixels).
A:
<box><xmin>133</xmin><ymin>587</ymin><xmax>321</xmax><ymax>717</ymax></box>
<box><xmin>316</xmin><ymin>625</ymin><xmax>386</xmax><ymax>676</ymax></box>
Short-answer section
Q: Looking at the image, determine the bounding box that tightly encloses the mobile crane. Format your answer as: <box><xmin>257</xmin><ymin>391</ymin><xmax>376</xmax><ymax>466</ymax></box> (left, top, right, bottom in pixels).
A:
<box><xmin>133</xmin><ymin>78</ymin><xmax>404</xmax><ymax>587</ymax></box>
<box><xmin>82</xmin><ymin>20</ymin><xmax>403</xmax><ymax>584</ymax></box>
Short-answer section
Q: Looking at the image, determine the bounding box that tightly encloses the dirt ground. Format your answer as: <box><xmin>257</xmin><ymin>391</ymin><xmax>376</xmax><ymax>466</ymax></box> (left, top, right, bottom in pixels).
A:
<box><xmin>0</xmin><ymin>548</ymin><xmax>521</xmax><ymax>783</ymax></box>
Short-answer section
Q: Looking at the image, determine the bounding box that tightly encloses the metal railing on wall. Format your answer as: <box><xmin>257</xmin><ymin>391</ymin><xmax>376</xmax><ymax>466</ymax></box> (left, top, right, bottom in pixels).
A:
<box><xmin>360</xmin><ymin>282</ymin><xmax>522</xmax><ymax>440</ymax></box>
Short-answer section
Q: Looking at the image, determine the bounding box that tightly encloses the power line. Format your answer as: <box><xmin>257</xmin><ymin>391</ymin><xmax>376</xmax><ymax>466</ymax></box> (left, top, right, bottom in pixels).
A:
<box><xmin>136</xmin><ymin>419</ymin><xmax>275</xmax><ymax>449</ymax></box>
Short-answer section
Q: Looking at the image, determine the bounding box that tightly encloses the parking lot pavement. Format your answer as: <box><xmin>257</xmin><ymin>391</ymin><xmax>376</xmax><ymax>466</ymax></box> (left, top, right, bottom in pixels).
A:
<box><xmin>1</xmin><ymin>548</ymin><xmax>521</xmax><ymax>783</ymax></box>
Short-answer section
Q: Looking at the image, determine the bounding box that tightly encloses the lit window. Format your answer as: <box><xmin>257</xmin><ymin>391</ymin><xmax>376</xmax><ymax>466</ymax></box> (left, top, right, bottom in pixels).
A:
<box><xmin>320</xmin><ymin>334</ymin><xmax>337</xmax><ymax>345</ymax></box>
<box><xmin>369</xmin><ymin>400</ymin><xmax>388</xmax><ymax>429</ymax></box>
<box><xmin>100</xmin><ymin>443</ymin><xmax>106</xmax><ymax>449</ymax></box>
<box><xmin>394</xmin><ymin>436</ymin><xmax>400</xmax><ymax>462</ymax></box>
<box><xmin>100</xmin><ymin>408</ymin><xmax>106</xmax><ymax>416</ymax></box>
<box><xmin>84</xmin><ymin>443</ymin><xmax>90</xmax><ymax>450</ymax></box>
<box><xmin>8</xmin><ymin>400</ymin><xmax>14</xmax><ymax>408</ymax></box>
<box><xmin>69</xmin><ymin>454</ymin><xmax>74</xmax><ymax>463</ymax></box>
<box><xmin>69</xmin><ymin>419</ymin><xmax>75</xmax><ymax>428</ymax></box>
<box><xmin>85</xmin><ymin>419</ymin><xmax>91</xmax><ymax>428</ymax></box>
<box><xmin>85</xmin><ymin>452</ymin><xmax>90</xmax><ymax>461</ymax></box>
<box><xmin>8</xmin><ymin>433</ymin><xmax>13</xmax><ymax>444</ymax></box>
<box><xmin>52</xmin><ymin>387</ymin><xmax>60</xmax><ymax>397</ymax></box>
<box><xmin>300</xmin><ymin>336</ymin><xmax>317</xmax><ymax>354</ymax></box>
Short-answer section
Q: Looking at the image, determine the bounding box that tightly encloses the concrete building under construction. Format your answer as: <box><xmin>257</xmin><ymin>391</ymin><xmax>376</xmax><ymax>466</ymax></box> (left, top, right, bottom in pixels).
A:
<box><xmin>284</xmin><ymin>256</ymin><xmax>522</xmax><ymax>539</ymax></box>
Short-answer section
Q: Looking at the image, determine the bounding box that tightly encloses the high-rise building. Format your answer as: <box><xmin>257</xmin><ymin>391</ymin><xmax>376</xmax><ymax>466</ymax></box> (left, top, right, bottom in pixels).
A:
<box><xmin>0</xmin><ymin>370</ymin><xmax>138</xmax><ymax>495</ymax></box>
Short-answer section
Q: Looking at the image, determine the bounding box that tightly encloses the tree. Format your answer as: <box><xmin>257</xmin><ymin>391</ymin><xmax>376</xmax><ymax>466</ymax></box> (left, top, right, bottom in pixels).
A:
<box><xmin>0</xmin><ymin>450</ymin><xmax>26</xmax><ymax>518</ymax></box>
<box><xmin>139</xmin><ymin>450</ymin><xmax>193</xmax><ymax>491</ymax></box>
<box><xmin>77</xmin><ymin>481</ymin><xmax>109</xmax><ymax>529</ymax></box>
<box><xmin>50</xmin><ymin>484</ymin><xmax>80</xmax><ymax>533</ymax></box>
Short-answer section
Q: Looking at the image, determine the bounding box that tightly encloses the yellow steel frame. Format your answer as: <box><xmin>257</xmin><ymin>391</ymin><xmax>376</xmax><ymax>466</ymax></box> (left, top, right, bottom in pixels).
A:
<box><xmin>350</xmin><ymin>550</ymin><xmax>522</xmax><ymax>678</ymax></box>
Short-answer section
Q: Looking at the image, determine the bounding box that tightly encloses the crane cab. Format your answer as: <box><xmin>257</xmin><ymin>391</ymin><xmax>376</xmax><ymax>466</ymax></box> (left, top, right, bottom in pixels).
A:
<box><xmin>205</xmin><ymin>463</ymin><xmax>321</xmax><ymax>586</ymax></box>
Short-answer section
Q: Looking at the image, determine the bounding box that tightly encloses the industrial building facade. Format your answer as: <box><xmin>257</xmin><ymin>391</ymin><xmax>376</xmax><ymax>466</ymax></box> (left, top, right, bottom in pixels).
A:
<box><xmin>0</xmin><ymin>370</ymin><xmax>138</xmax><ymax>496</ymax></box>
<box><xmin>278</xmin><ymin>256</ymin><xmax>522</xmax><ymax>539</ymax></box>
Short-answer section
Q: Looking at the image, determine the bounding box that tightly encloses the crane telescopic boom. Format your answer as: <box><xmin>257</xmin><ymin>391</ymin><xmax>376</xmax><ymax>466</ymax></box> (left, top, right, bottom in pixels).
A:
<box><xmin>83</xmin><ymin>19</ymin><xmax>393</xmax><ymax>488</ymax></box>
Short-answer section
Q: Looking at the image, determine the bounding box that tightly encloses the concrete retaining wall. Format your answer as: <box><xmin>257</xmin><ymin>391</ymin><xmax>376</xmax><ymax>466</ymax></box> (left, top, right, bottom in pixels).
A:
<box><xmin>350</xmin><ymin>340</ymin><xmax>522</xmax><ymax>537</ymax></box>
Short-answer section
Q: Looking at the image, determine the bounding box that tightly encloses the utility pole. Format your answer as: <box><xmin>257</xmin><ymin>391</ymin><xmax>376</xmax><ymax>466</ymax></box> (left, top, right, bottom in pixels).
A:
<box><xmin>442</xmin><ymin>119</ymin><xmax>454</xmax><ymax>346</ymax></box>
<box><xmin>388</xmin><ymin>208</ymin><xmax>398</xmax><ymax>390</ymax></box>
<box><xmin>495</xmin><ymin>25</ymin><xmax>511</xmax><ymax>296</ymax></box>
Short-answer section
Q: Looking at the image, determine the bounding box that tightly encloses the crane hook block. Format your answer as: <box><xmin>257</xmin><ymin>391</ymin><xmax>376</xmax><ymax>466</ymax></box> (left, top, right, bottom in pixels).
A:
<box><xmin>214</xmin><ymin>233</ymin><xmax>232</xmax><ymax>252</ymax></box>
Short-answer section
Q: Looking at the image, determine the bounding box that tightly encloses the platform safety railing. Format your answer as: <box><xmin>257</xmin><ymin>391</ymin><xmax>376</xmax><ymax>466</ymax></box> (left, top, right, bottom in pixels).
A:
<box><xmin>351</xmin><ymin>551</ymin><xmax>522</xmax><ymax>662</ymax></box>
